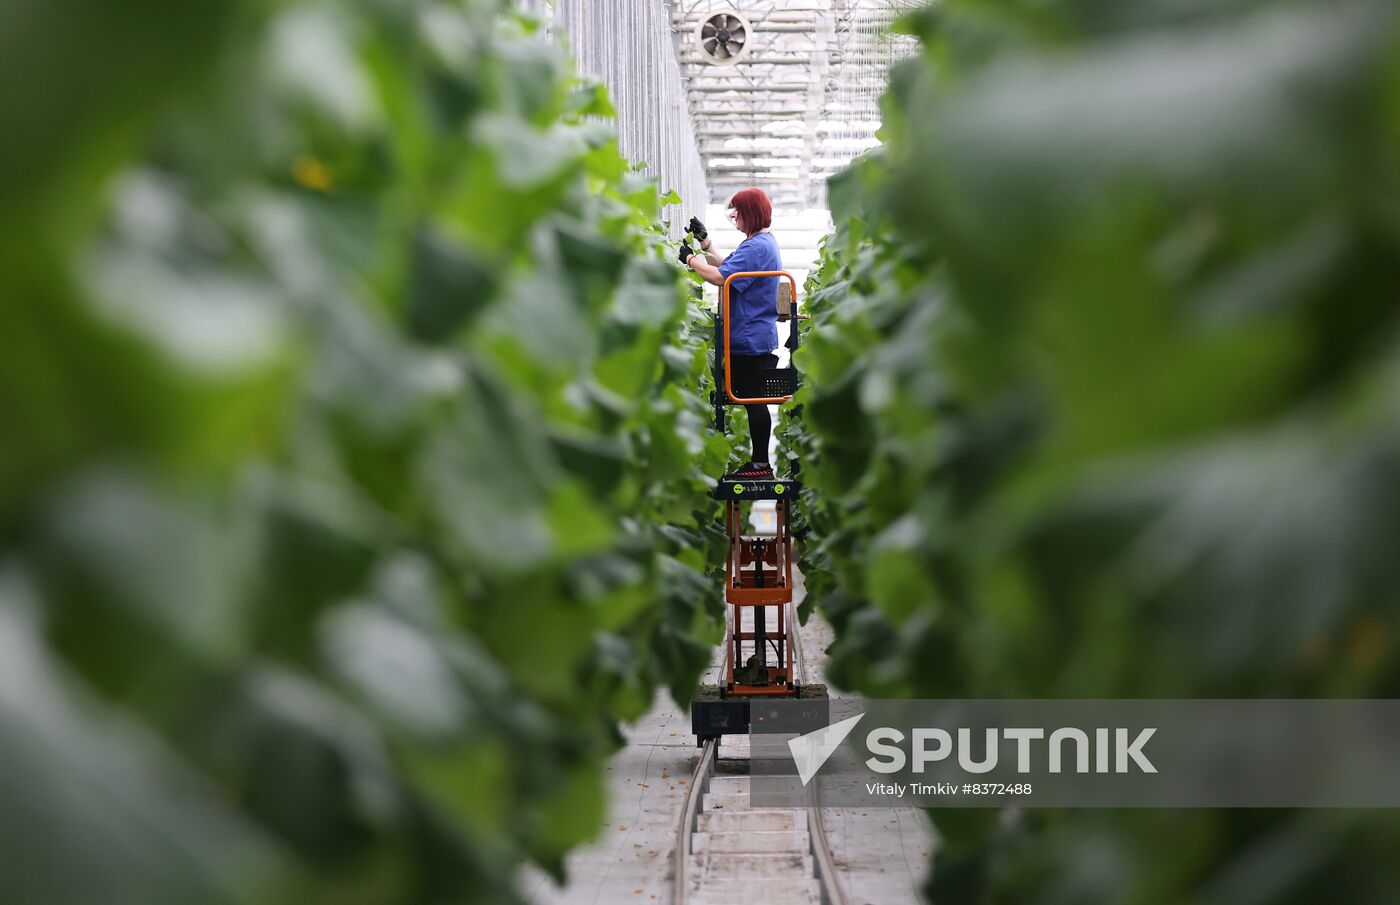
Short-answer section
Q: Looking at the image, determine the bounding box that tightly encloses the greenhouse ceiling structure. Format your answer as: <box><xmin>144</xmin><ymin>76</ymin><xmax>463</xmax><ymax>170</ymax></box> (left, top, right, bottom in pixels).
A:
<box><xmin>672</xmin><ymin>0</ymin><xmax>921</xmax><ymax>210</ymax></box>
<box><xmin>538</xmin><ymin>0</ymin><xmax>920</xmax><ymax>216</ymax></box>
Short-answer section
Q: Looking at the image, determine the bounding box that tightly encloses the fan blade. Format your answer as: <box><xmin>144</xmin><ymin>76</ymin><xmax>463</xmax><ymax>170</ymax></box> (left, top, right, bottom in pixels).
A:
<box><xmin>729</xmin><ymin>35</ymin><xmax>746</xmax><ymax>48</ymax></box>
<box><xmin>703</xmin><ymin>37</ymin><xmax>718</xmax><ymax>53</ymax></box>
<box><xmin>702</xmin><ymin>22</ymin><xmax>716</xmax><ymax>37</ymax></box>
<box><xmin>722</xmin><ymin>15</ymin><xmax>738</xmax><ymax>32</ymax></box>
<box><xmin>715</xmin><ymin>44</ymin><xmax>730</xmax><ymax>59</ymax></box>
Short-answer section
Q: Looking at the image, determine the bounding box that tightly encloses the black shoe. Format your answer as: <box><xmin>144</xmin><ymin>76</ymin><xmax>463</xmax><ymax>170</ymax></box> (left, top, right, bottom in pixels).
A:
<box><xmin>730</xmin><ymin>461</ymin><xmax>775</xmax><ymax>479</ymax></box>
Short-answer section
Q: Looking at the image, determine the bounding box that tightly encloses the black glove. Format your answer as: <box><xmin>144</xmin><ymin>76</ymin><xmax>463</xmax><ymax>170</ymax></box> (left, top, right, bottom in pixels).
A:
<box><xmin>678</xmin><ymin>242</ymin><xmax>696</xmax><ymax>266</ymax></box>
<box><xmin>688</xmin><ymin>216</ymin><xmax>707</xmax><ymax>243</ymax></box>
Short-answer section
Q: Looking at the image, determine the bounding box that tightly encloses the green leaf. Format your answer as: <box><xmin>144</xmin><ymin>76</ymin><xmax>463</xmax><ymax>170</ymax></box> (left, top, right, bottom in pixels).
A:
<box><xmin>0</xmin><ymin>594</ymin><xmax>293</xmax><ymax>905</ymax></box>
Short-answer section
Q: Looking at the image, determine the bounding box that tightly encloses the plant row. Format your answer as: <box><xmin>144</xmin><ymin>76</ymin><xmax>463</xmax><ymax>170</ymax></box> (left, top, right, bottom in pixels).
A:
<box><xmin>786</xmin><ymin>1</ymin><xmax>1400</xmax><ymax>901</ymax></box>
<box><xmin>0</xmin><ymin>1</ymin><xmax>732</xmax><ymax>903</ymax></box>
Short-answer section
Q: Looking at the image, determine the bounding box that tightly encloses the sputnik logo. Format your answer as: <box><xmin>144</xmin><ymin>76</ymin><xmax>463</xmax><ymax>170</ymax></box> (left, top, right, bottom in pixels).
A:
<box><xmin>788</xmin><ymin>713</ymin><xmax>865</xmax><ymax>786</ymax></box>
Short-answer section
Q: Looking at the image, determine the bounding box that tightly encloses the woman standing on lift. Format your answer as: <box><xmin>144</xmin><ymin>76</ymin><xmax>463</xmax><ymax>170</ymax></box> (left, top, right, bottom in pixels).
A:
<box><xmin>678</xmin><ymin>187</ymin><xmax>782</xmax><ymax>479</ymax></box>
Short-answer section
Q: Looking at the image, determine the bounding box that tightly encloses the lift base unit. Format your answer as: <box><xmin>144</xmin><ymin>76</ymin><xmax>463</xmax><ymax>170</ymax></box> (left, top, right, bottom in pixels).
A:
<box><xmin>691</xmin><ymin>683</ymin><xmax>829</xmax><ymax>742</ymax></box>
<box><xmin>694</xmin><ymin>272</ymin><xmax>815</xmax><ymax>736</ymax></box>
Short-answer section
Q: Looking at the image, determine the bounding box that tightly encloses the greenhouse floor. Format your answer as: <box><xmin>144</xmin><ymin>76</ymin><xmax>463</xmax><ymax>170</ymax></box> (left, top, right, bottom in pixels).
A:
<box><xmin>517</xmin><ymin>568</ymin><xmax>933</xmax><ymax>905</ymax></box>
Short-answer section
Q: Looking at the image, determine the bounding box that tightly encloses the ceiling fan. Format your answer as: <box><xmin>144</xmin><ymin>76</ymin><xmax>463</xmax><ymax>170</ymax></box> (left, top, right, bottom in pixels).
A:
<box><xmin>695</xmin><ymin>11</ymin><xmax>752</xmax><ymax>65</ymax></box>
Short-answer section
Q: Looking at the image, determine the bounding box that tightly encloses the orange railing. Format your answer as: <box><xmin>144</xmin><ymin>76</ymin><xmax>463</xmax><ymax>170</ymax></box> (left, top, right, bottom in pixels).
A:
<box><xmin>721</xmin><ymin>270</ymin><xmax>798</xmax><ymax>404</ymax></box>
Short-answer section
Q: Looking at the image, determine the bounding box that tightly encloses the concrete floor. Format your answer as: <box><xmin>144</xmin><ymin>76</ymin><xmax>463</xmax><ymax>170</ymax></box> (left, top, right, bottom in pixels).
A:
<box><xmin>518</xmin><ymin>689</ymin><xmax>694</xmax><ymax>905</ymax></box>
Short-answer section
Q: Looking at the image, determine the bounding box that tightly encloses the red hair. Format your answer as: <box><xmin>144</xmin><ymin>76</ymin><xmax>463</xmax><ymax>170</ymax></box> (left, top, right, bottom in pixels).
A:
<box><xmin>728</xmin><ymin>187</ymin><xmax>772</xmax><ymax>235</ymax></box>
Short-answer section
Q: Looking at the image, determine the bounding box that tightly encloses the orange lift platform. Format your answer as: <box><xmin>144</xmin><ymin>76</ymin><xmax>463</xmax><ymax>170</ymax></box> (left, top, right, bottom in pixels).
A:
<box><xmin>692</xmin><ymin>271</ymin><xmax>828</xmax><ymax>742</ymax></box>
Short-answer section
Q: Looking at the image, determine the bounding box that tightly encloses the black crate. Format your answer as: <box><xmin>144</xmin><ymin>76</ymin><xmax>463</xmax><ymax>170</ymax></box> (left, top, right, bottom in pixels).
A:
<box><xmin>732</xmin><ymin>368</ymin><xmax>799</xmax><ymax>399</ymax></box>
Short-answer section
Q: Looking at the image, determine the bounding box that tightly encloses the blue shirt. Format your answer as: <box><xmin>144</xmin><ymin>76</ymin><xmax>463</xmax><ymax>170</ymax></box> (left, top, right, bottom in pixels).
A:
<box><xmin>719</xmin><ymin>231</ymin><xmax>781</xmax><ymax>355</ymax></box>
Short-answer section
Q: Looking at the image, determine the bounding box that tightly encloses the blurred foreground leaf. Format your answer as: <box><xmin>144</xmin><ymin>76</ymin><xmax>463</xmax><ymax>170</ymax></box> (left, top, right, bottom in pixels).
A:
<box><xmin>790</xmin><ymin>0</ymin><xmax>1400</xmax><ymax>901</ymax></box>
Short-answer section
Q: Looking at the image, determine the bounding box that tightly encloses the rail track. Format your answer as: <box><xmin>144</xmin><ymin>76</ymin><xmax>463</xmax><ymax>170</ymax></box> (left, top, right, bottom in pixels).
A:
<box><xmin>672</xmin><ymin>592</ymin><xmax>848</xmax><ymax>905</ymax></box>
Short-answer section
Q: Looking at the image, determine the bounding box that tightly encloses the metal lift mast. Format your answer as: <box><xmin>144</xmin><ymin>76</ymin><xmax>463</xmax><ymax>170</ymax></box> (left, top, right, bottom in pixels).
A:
<box><xmin>691</xmin><ymin>270</ymin><xmax>828</xmax><ymax>741</ymax></box>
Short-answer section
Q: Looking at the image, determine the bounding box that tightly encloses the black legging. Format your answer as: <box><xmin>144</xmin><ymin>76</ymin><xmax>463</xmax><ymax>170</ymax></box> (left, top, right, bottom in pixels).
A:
<box><xmin>730</xmin><ymin>352</ymin><xmax>779</xmax><ymax>463</ymax></box>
